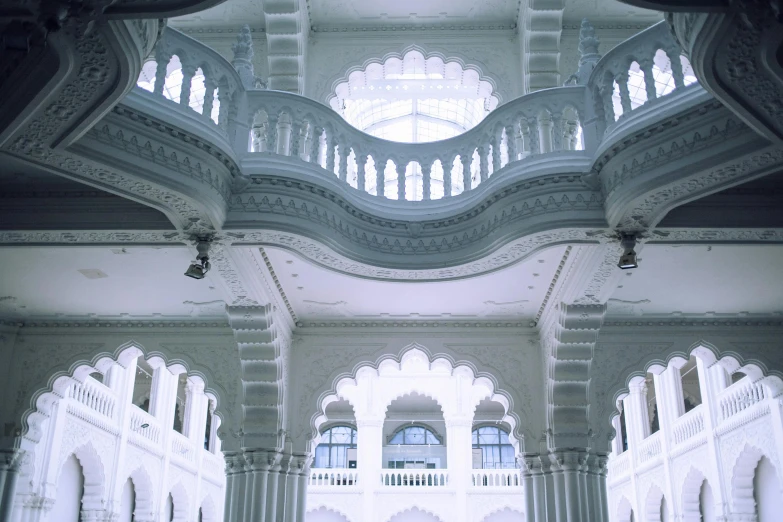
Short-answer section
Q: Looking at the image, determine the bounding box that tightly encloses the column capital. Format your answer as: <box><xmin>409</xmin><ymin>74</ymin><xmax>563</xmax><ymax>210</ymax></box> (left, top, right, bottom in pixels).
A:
<box><xmin>22</xmin><ymin>493</ymin><xmax>56</xmax><ymax>511</ymax></box>
<box><xmin>0</xmin><ymin>448</ymin><xmax>24</xmax><ymax>472</ymax></box>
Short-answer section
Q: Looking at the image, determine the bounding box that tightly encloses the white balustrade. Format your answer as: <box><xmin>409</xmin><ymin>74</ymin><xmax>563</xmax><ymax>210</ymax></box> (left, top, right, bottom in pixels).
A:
<box><xmin>68</xmin><ymin>379</ymin><xmax>117</xmax><ymax>419</ymax></box>
<box><xmin>202</xmin><ymin>449</ymin><xmax>225</xmax><ymax>479</ymax></box>
<box><xmin>171</xmin><ymin>431</ymin><xmax>196</xmax><ymax>464</ymax></box>
<box><xmin>308</xmin><ymin>468</ymin><xmax>360</xmax><ymax>487</ymax></box>
<box><xmin>718</xmin><ymin>379</ymin><xmax>767</xmax><ymax>422</ymax></box>
<box><xmin>609</xmin><ymin>451</ymin><xmax>631</xmax><ymax>479</ymax></box>
<box><xmin>244</xmin><ymin>86</ymin><xmax>585</xmax><ymax>201</ymax></box>
<box><xmin>471</xmin><ymin>470</ymin><xmax>521</xmax><ymax>487</ymax></box>
<box><xmin>672</xmin><ymin>406</ymin><xmax>705</xmax><ymax>445</ymax></box>
<box><xmin>136</xmin><ymin>28</ymin><xmax>242</xmax><ymax>132</ymax></box>
<box><xmin>380</xmin><ymin>470</ymin><xmax>449</xmax><ymax>487</ymax></box>
<box><xmin>587</xmin><ymin>21</ymin><xmax>693</xmax><ymax>127</ymax></box>
<box><xmin>132</xmin><ymin>22</ymin><xmax>699</xmax><ymax>204</ymax></box>
<box><xmin>129</xmin><ymin>405</ymin><xmax>161</xmax><ymax>444</ymax></box>
<box><xmin>636</xmin><ymin>431</ymin><xmax>662</xmax><ymax>464</ymax></box>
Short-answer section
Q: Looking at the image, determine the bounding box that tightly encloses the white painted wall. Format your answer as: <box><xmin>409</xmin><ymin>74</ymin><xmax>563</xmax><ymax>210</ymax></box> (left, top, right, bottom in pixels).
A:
<box><xmin>49</xmin><ymin>455</ymin><xmax>84</xmax><ymax>522</ymax></box>
<box><xmin>755</xmin><ymin>457</ymin><xmax>783</xmax><ymax>522</ymax></box>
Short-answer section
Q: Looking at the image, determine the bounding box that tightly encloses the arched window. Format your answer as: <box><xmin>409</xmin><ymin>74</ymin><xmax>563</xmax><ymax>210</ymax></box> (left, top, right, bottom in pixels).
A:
<box><xmin>388</xmin><ymin>425</ymin><xmax>442</xmax><ymax>445</ymax></box>
<box><xmin>314</xmin><ymin>426</ymin><xmax>357</xmax><ymax>468</ymax></box>
<box><xmin>472</xmin><ymin>426</ymin><xmax>516</xmax><ymax>469</ymax></box>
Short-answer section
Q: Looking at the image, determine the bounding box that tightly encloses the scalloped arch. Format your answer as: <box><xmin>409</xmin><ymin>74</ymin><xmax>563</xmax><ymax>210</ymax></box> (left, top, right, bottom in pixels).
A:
<box><xmin>200</xmin><ymin>493</ymin><xmax>219</xmax><ymax>522</ymax></box>
<box><xmin>604</xmin><ymin>339</ymin><xmax>783</xmax><ymax>439</ymax></box>
<box><xmin>643</xmin><ymin>483</ymin><xmax>665</xmax><ymax>522</ymax></box>
<box><xmin>19</xmin><ymin>340</ymin><xmax>235</xmax><ymax>448</ymax></box>
<box><xmin>387</xmin><ymin>506</ymin><xmax>444</xmax><ymax>522</ymax></box>
<box><xmin>170</xmin><ymin>481</ymin><xmax>191</xmax><ymax>522</ymax></box>
<box><xmin>311</xmin><ymin>343</ymin><xmax>523</xmax><ymax>453</ymax></box>
<box><xmin>306</xmin><ymin>505</ymin><xmax>353</xmax><ymax>522</ymax></box>
<box><xmin>729</xmin><ymin>443</ymin><xmax>783</xmax><ymax>514</ymax></box>
<box><xmin>326</xmin><ymin>46</ymin><xmax>502</xmax><ymax>109</ymax></box>
<box><xmin>616</xmin><ymin>495</ymin><xmax>633</xmax><ymax>522</ymax></box>
<box><xmin>64</xmin><ymin>442</ymin><xmax>106</xmax><ymax>510</ymax></box>
<box><xmin>123</xmin><ymin>465</ymin><xmax>156</xmax><ymax>520</ymax></box>
<box><xmin>480</xmin><ymin>506</ymin><xmax>526</xmax><ymax>522</ymax></box>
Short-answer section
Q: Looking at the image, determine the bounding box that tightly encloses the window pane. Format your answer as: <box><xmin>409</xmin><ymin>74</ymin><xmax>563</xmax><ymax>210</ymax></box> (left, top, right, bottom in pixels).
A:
<box><xmin>479</xmin><ymin>431</ymin><xmax>499</xmax><ymax>445</ymax></box>
<box><xmin>315</xmin><ymin>445</ymin><xmax>330</xmax><ymax>468</ymax></box>
<box><xmin>331</xmin><ymin>427</ymin><xmax>352</xmax><ymax>444</ymax></box>
<box><xmin>406</xmin><ymin>427</ymin><xmax>426</xmax><ymax>444</ymax></box>
<box><xmin>390</xmin><ymin>431</ymin><xmax>405</xmax><ymax>444</ymax></box>
<box><xmin>499</xmin><ymin>430</ymin><xmax>510</xmax><ymax>444</ymax></box>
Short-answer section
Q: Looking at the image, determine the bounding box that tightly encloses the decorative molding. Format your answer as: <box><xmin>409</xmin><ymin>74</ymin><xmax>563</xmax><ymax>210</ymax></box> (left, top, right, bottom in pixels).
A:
<box><xmin>535</xmin><ymin>246</ymin><xmax>572</xmax><ymax>324</ymax></box>
<box><xmin>225</xmin><ymin>229</ymin><xmax>601</xmax><ymax>281</ymax></box>
<box><xmin>258</xmin><ymin>248</ymin><xmax>298</xmax><ymax>322</ymax></box>
<box><xmin>295</xmin><ymin>320</ymin><xmax>534</xmax><ymax>329</ymax></box>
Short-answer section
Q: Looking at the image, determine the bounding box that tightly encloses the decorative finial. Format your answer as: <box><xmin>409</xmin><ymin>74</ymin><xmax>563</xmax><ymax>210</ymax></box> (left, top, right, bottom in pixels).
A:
<box><xmin>565</xmin><ymin>19</ymin><xmax>602</xmax><ymax>86</ymax></box>
<box><xmin>232</xmin><ymin>25</ymin><xmax>265</xmax><ymax>89</ymax></box>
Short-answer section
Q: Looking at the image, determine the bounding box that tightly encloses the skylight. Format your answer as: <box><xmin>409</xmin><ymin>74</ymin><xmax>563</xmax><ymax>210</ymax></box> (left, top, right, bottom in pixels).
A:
<box><xmin>330</xmin><ymin>50</ymin><xmax>499</xmax><ymax>144</ymax></box>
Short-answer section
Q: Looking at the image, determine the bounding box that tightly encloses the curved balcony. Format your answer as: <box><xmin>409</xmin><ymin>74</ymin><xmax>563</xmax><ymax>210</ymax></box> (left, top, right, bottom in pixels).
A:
<box><xmin>129</xmin><ymin>21</ymin><xmax>702</xmax><ymax>212</ymax></box>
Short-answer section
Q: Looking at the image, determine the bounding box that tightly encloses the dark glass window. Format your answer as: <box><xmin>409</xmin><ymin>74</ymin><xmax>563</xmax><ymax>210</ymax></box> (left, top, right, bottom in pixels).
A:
<box><xmin>314</xmin><ymin>426</ymin><xmax>357</xmax><ymax>468</ymax></box>
<box><xmin>472</xmin><ymin>426</ymin><xmax>516</xmax><ymax>469</ymax></box>
<box><xmin>388</xmin><ymin>426</ymin><xmax>442</xmax><ymax>445</ymax></box>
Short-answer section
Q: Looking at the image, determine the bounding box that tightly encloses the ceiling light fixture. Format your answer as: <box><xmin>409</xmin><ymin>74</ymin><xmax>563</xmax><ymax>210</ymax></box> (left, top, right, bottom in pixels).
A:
<box><xmin>185</xmin><ymin>238</ymin><xmax>212</xmax><ymax>280</ymax></box>
<box><xmin>618</xmin><ymin>233</ymin><xmax>639</xmax><ymax>270</ymax></box>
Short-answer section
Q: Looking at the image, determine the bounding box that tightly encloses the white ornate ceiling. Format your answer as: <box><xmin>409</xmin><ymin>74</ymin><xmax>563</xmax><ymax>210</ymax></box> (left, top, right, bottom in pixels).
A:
<box><xmin>307</xmin><ymin>0</ymin><xmax>519</xmax><ymax>29</ymax></box>
<box><xmin>169</xmin><ymin>0</ymin><xmax>661</xmax><ymax>31</ymax></box>
<box><xmin>259</xmin><ymin>244</ymin><xmax>569</xmax><ymax>321</ymax></box>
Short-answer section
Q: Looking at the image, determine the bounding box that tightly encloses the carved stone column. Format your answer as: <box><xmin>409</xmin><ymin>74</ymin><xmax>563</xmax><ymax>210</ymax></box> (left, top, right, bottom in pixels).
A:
<box><xmin>0</xmin><ymin>449</ymin><xmax>23</xmax><ymax>522</ymax></box>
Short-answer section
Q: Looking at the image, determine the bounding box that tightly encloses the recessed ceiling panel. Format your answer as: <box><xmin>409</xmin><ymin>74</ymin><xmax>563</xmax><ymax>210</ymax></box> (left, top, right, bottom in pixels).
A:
<box><xmin>261</xmin><ymin>244</ymin><xmax>569</xmax><ymax>320</ymax></box>
<box><xmin>308</xmin><ymin>0</ymin><xmax>519</xmax><ymax>28</ymax></box>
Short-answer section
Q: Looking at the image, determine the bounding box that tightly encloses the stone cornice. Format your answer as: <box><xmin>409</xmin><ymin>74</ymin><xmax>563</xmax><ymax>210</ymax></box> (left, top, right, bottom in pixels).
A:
<box><xmin>602</xmin><ymin>316</ymin><xmax>783</xmax><ymax>329</ymax></box>
<box><xmin>294</xmin><ymin>320</ymin><xmax>536</xmax><ymax>330</ymax></box>
<box><xmin>10</xmin><ymin>319</ymin><xmax>231</xmax><ymax>329</ymax></box>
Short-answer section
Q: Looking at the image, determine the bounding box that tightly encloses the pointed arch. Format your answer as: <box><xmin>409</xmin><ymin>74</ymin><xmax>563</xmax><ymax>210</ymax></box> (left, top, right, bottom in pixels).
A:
<box><xmin>169</xmin><ymin>481</ymin><xmax>190</xmax><ymax>522</ymax></box>
<box><xmin>680</xmin><ymin>467</ymin><xmax>707</xmax><ymax>520</ymax></box>
<box><xmin>730</xmin><ymin>443</ymin><xmax>783</xmax><ymax>515</ymax></box>
<box><xmin>644</xmin><ymin>484</ymin><xmax>665</xmax><ymax>522</ymax></box>
<box><xmin>124</xmin><ymin>465</ymin><xmax>155</xmax><ymax>521</ymax></box>
<box><xmin>64</xmin><ymin>442</ymin><xmax>106</xmax><ymax>512</ymax></box>
<box><xmin>199</xmin><ymin>494</ymin><xmax>219</xmax><ymax>522</ymax></box>
<box><xmin>616</xmin><ymin>496</ymin><xmax>633</xmax><ymax>522</ymax></box>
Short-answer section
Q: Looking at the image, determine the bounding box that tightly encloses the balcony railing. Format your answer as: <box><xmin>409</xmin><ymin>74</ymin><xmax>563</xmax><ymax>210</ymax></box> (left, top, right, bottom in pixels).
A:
<box><xmin>718</xmin><ymin>379</ymin><xmax>767</xmax><ymax>422</ymax></box>
<box><xmin>308</xmin><ymin>468</ymin><xmax>360</xmax><ymax>487</ymax></box>
<box><xmin>68</xmin><ymin>379</ymin><xmax>117</xmax><ymax>420</ymax></box>
<box><xmin>636</xmin><ymin>431</ymin><xmax>662</xmax><ymax>465</ymax></box>
<box><xmin>129</xmin><ymin>405</ymin><xmax>161</xmax><ymax>445</ymax></box>
<box><xmin>134</xmin><ymin>20</ymin><xmax>697</xmax><ymax>203</ymax></box>
<box><xmin>672</xmin><ymin>406</ymin><xmax>705</xmax><ymax>446</ymax></box>
<box><xmin>609</xmin><ymin>451</ymin><xmax>631</xmax><ymax>481</ymax></box>
<box><xmin>381</xmin><ymin>470</ymin><xmax>449</xmax><ymax>487</ymax></box>
<box><xmin>471</xmin><ymin>470</ymin><xmax>521</xmax><ymax>487</ymax></box>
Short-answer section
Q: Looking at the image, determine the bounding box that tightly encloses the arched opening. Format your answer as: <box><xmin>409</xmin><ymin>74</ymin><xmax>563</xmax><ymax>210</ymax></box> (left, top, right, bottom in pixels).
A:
<box><xmin>306</xmin><ymin>506</ymin><xmax>352</xmax><ymax>522</ymax></box>
<box><xmin>385</xmin><ymin>393</ymin><xmax>445</xmax><ymax>476</ymax></box>
<box><xmin>699</xmin><ymin>479</ymin><xmax>715</xmax><ymax>521</ymax></box>
<box><xmin>616</xmin><ymin>496</ymin><xmax>633</xmax><ymax>522</ymax></box>
<box><xmin>315</xmin><ymin>425</ymin><xmax>358</xmax><ymax>469</ymax></box>
<box><xmin>118</xmin><ymin>477</ymin><xmax>135</xmax><ymax>522</ymax></box>
<box><xmin>164</xmin><ymin>493</ymin><xmax>174</xmax><ymax>522</ymax></box>
<box><xmin>387</xmin><ymin>507</ymin><xmax>443</xmax><ymax>522</ymax></box>
<box><xmin>50</xmin><ymin>454</ymin><xmax>85</xmax><ymax>522</ymax></box>
<box><xmin>680</xmin><ymin>355</ymin><xmax>703</xmax><ymax>412</ymax></box>
<box><xmin>481</xmin><ymin>508</ymin><xmax>525</xmax><ymax>522</ymax></box>
<box><xmin>754</xmin><ymin>456</ymin><xmax>783</xmax><ymax>521</ymax></box>
<box><xmin>330</xmin><ymin>50</ymin><xmax>499</xmax><ymax>144</ymax></box>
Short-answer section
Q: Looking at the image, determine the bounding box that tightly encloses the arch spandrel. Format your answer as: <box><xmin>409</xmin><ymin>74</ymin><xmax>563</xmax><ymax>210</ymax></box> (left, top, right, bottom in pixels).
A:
<box><xmin>292</xmin><ymin>342</ymin><xmax>532</xmax><ymax>455</ymax></box>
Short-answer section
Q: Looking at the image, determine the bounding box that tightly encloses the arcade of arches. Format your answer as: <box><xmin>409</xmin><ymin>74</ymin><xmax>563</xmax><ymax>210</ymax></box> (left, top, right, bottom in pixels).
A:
<box><xmin>1</xmin><ymin>0</ymin><xmax>783</xmax><ymax>522</ymax></box>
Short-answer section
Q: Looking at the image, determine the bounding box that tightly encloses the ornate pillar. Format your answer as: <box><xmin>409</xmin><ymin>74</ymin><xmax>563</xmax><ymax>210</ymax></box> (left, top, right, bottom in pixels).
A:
<box><xmin>623</xmin><ymin>380</ymin><xmax>651</xmax><ymax>445</ymax></box>
<box><xmin>356</xmin><ymin>416</ymin><xmax>383</xmax><ymax>522</ymax></box>
<box><xmin>396</xmin><ymin>161</ymin><xmax>406</xmax><ymax>200</ymax></box>
<box><xmin>0</xmin><ymin>449</ymin><xmax>23</xmax><ymax>522</ymax></box>
<box><xmin>445</xmin><ymin>415</ymin><xmax>472</xmax><ymax>522</ymax></box>
<box><xmin>183</xmin><ymin>379</ymin><xmax>209</xmax><ymax>444</ymax></box>
<box><xmin>420</xmin><ymin>162</ymin><xmax>432</xmax><ymax>201</ymax></box>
